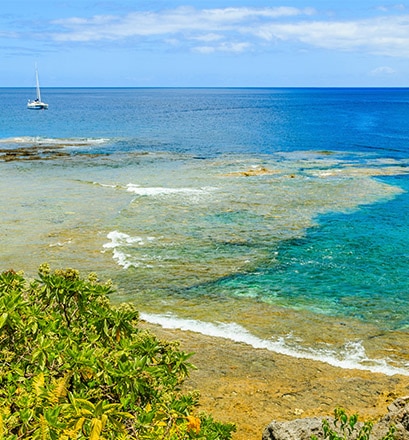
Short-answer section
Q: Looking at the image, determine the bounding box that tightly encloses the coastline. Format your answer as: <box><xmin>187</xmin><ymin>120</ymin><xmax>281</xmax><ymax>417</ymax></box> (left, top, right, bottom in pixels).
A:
<box><xmin>141</xmin><ymin>321</ymin><xmax>409</xmax><ymax>440</ymax></box>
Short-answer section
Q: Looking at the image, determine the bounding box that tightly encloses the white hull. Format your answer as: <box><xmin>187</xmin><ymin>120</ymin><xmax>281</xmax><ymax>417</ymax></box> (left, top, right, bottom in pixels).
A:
<box><xmin>27</xmin><ymin>100</ymin><xmax>48</xmax><ymax>110</ymax></box>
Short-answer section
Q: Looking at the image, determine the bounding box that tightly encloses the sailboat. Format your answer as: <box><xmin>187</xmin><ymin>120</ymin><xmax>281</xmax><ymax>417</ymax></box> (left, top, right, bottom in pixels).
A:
<box><xmin>27</xmin><ymin>64</ymin><xmax>48</xmax><ymax>110</ymax></box>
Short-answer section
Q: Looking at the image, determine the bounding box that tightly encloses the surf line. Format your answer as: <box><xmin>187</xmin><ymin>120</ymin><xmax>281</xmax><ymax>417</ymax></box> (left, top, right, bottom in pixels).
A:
<box><xmin>140</xmin><ymin>312</ymin><xmax>409</xmax><ymax>377</ymax></box>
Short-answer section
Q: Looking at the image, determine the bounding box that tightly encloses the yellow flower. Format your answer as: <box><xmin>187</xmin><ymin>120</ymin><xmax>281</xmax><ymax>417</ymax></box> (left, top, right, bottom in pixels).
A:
<box><xmin>186</xmin><ymin>415</ymin><xmax>201</xmax><ymax>434</ymax></box>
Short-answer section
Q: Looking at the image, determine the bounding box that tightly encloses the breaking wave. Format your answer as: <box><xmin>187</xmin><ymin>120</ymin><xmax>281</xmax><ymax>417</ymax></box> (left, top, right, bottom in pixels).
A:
<box><xmin>140</xmin><ymin>312</ymin><xmax>409</xmax><ymax>377</ymax></box>
<box><xmin>0</xmin><ymin>136</ymin><xmax>108</xmax><ymax>148</ymax></box>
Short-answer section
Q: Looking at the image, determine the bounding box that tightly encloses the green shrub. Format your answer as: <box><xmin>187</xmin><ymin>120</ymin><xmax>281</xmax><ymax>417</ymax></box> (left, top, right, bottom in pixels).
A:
<box><xmin>0</xmin><ymin>265</ymin><xmax>236</xmax><ymax>439</ymax></box>
<box><xmin>311</xmin><ymin>407</ymin><xmax>395</xmax><ymax>440</ymax></box>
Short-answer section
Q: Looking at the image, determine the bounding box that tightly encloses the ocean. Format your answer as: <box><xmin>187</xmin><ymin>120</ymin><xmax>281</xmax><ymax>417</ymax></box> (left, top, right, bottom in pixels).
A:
<box><xmin>1</xmin><ymin>87</ymin><xmax>409</xmax><ymax>376</ymax></box>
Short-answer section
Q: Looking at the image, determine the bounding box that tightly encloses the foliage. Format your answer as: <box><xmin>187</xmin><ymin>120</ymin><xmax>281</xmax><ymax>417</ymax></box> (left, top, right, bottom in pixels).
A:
<box><xmin>0</xmin><ymin>264</ymin><xmax>236</xmax><ymax>439</ymax></box>
<box><xmin>311</xmin><ymin>407</ymin><xmax>395</xmax><ymax>440</ymax></box>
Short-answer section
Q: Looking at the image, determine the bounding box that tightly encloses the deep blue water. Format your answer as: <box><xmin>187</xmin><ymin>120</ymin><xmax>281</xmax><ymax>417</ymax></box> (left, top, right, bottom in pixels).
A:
<box><xmin>3</xmin><ymin>87</ymin><xmax>409</xmax><ymax>157</ymax></box>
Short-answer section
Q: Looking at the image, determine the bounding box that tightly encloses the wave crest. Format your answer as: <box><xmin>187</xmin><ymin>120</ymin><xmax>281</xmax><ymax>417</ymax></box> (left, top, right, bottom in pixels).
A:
<box><xmin>140</xmin><ymin>312</ymin><xmax>409</xmax><ymax>377</ymax></box>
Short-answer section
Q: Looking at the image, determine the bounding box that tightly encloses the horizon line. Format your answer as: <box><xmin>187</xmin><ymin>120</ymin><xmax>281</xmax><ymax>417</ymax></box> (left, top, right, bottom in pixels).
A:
<box><xmin>3</xmin><ymin>85</ymin><xmax>409</xmax><ymax>89</ymax></box>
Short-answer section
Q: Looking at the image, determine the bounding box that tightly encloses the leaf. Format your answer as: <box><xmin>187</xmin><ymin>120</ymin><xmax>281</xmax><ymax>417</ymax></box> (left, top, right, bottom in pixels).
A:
<box><xmin>0</xmin><ymin>313</ymin><xmax>8</xmax><ymax>329</ymax></box>
<box><xmin>39</xmin><ymin>414</ymin><xmax>49</xmax><ymax>440</ymax></box>
<box><xmin>101</xmin><ymin>414</ymin><xmax>108</xmax><ymax>430</ymax></box>
<box><xmin>51</xmin><ymin>373</ymin><xmax>72</xmax><ymax>404</ymax></box>
<box><xmin>0</xmin><ymin>413</ymin><xmax>3</xmax><ymax>440</ymax></box>
<box><xmin>90</xmin><ymin>418</ymin><xmax>103</xmax><ymax>440</ymax></box>
<box><xmin>33</xmin><ymin>373</ymin><xmax>45</xmax><ymax>397</ymax></box>
<box><xmin>43</xmin><ymin>406</ymin><xmax>62</xmax><ymax>426</ymax></box>
<box><xmin>73</xmin><ymin>417</ymin><xmax>86</xmax><ymax>434</ymax></box>
<box><xmin>73</xmin><ymin>398</ymin><xmax>96</xmax><ymax>413</ymax></box>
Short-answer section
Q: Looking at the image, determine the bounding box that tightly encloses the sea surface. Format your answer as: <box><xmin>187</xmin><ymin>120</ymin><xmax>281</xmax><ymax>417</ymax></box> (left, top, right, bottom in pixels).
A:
<box><xmin>1</xmin><ymin>87</ymin><xmax>409</xmax><ymax>375</ymax></box>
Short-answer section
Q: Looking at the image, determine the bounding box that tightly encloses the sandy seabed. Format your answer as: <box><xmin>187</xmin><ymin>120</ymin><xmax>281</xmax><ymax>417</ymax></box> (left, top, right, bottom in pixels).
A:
<box><xmin>142</xmin><ymin>322</ymin><xmax>409</xmax><ymax>440</ymax></box>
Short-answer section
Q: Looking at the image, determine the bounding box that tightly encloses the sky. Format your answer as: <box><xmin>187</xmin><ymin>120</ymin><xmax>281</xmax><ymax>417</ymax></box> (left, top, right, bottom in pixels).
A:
<box><xmin>2</xmin><ymin>0</ymin><xmax>409</xmax><ymax>87</ymax></box>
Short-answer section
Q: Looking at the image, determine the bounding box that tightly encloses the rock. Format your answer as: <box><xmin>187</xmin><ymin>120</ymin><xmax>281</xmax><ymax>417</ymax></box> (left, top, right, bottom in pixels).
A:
<box><xmin>372</xmin><ymin>396</ymin><xmax>409</xmax><ymax>440</ymax></box>
<box><xmin>262</xmin><ymin>417</ymin><xmax>324</xmax><ymax>440</ymax></box>
<box><xmin>262</xmin><ymin>396</ymin><xmax>409</xmax><ymax>440</ymax></box>
<box><xmin>223</xmin><ymin>166</ymin><xmax>280</xmax><ymax>177</ymax></box>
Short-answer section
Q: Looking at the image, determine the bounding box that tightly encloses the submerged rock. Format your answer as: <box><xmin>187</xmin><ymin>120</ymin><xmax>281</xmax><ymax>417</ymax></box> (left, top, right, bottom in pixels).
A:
<box><xmin>262</xmin><ymin>396</ymin><xmax>409</xmax><ymax>440</ymax></box>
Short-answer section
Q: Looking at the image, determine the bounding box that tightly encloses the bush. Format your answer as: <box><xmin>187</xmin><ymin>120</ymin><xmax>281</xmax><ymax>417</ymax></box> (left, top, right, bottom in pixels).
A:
<box><xmin>311</xmin><ymin>407</ymin><xmax>395</xmax><ymax>440</ymax></box>
<box><xmin>0</xmin><ymin>265</ymin><xmax>236</xmax><ymax>439</ymax></box>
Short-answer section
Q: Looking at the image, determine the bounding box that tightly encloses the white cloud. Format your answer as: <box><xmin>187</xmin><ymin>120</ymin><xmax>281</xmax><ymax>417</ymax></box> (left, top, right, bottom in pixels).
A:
<box><xmin>51</xmin><ymin>6</ymin><xmax>314</xmax><ymax>42</ymax></box>
<box><xmin>370</xmin><ymin>66</ymin><xmax>396</xmax><ymax>75</ymax></box>
<box><xmin>0</xmin><ymin>31</ymin><xmax>19</xmax><ymax>38</ymax></box>
<box><xmin>48</xmin><ymin>6</ymin><xmax>409</xmax><ymax>58</ymax></box>
<box><xmin>194</xmin><ymin>46</ymin><xmax>215</xmax><ymax>54</ymax></box>
<box><xmin>192</xmin><ymin>33</ymin><xmax>224</xmax><ymax>43</ymax></box>
<box><xmin>251</xmin><ymin>15</ymin><xmax>409</xmax><ymax>57</ymax></box>
<box><xmin>376</xmin><ymin>4</ymin><xmax>406</xmax><ymax>12</ymax></box>
<box><xmin>194</xmin><ymin>41</ymin><xmax>252</xmax><ymax>54</ymax></box>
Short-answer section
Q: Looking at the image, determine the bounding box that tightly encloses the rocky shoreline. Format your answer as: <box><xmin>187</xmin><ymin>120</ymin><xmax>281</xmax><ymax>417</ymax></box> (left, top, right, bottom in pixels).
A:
<box><xmin>142</xmin><ymin>322</ymin><xmax>409</xmax><ymax>440</ymax></box>
<box><xmin>263</xmin><ymin>396</ymin><xmax>409</xmax><ymax>439</ymax></box>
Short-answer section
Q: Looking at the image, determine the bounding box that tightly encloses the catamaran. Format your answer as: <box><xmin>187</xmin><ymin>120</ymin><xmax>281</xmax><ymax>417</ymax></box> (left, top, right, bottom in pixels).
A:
<box><xmin>27</xmin><ymin>65</ymin><xmax>48</xmax><ymax>110</ymax></box>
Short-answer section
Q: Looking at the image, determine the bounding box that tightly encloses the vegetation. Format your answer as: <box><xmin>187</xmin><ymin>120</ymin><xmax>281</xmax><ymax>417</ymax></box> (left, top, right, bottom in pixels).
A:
<box><xmin>311</xmin><ymin>407</ymin><xmax>395</xmax><ymax>440</ymax></box>
<box><xmin>0</xmin><ymin>264</ymin><xmax>236</xmax><ymax>439</ymax></box>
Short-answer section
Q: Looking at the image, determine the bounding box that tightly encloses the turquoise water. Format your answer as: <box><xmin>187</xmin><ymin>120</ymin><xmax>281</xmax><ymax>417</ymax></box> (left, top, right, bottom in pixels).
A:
<box><xmin>1</xmin><ymin>88</ymin><xmax>409</xmax><ymax>375</ymax></box>
<box><xmin>215</xmin><ymin>176</ymin><xmax>409</xmax><ymax>329</ymax></box>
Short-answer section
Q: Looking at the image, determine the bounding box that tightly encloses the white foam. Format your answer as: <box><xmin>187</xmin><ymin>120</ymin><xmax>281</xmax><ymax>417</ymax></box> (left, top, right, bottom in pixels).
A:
<box><xmin>126</xmin><ymin>183</ymin><xmax>216</xmax><ymax>197</ymax></box>
<box><xmin>103</xmin><ymin>231</ymin><xmax>156</xmax><ymax>269</ymax></box>
<box><xmin>0</xmin><ymin>136</ymin><xmax>34</xmax><ymax>144</ymax></box>
<box><xmin>111</xmin><ymin>248</ymin><xmax>133</xmax><ymax>269</ymax></box>
<box><xmin>93</xmin><ymin>182</ymin><xmax>119</xmax><ymax>189</ymax></box>
<box><xmin>49</xmin><ymin>239</ymin><xmax>72</xmax><ymax>247</ymax></box>
<box><xmin>140</xmin><ymin>312</ymin><xmax>409</xmax><ymax>377</ymax></box>
<box><xmin>0</xmin><ymin>136</ymin><xmax>108</xmax><ymax>146</ymax></box>
<box><xmin>103</xmin><ymin>231</ymin><xmax>147</xmax><ymax>248</ymax></box>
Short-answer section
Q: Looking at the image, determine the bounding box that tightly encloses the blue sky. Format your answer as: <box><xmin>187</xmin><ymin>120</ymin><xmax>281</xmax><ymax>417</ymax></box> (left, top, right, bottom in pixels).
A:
<box><xmin>2</xmin><ymin>1</ymin><xmax>409</xmax><ymax>87</ymax></box>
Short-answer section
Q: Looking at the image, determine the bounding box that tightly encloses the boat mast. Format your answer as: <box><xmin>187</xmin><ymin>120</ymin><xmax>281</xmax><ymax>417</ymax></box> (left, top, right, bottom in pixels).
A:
<box><xmin>35</xmin><ymin>63</ymin><xmax>41</xmax><ymax>102</ymax></box>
